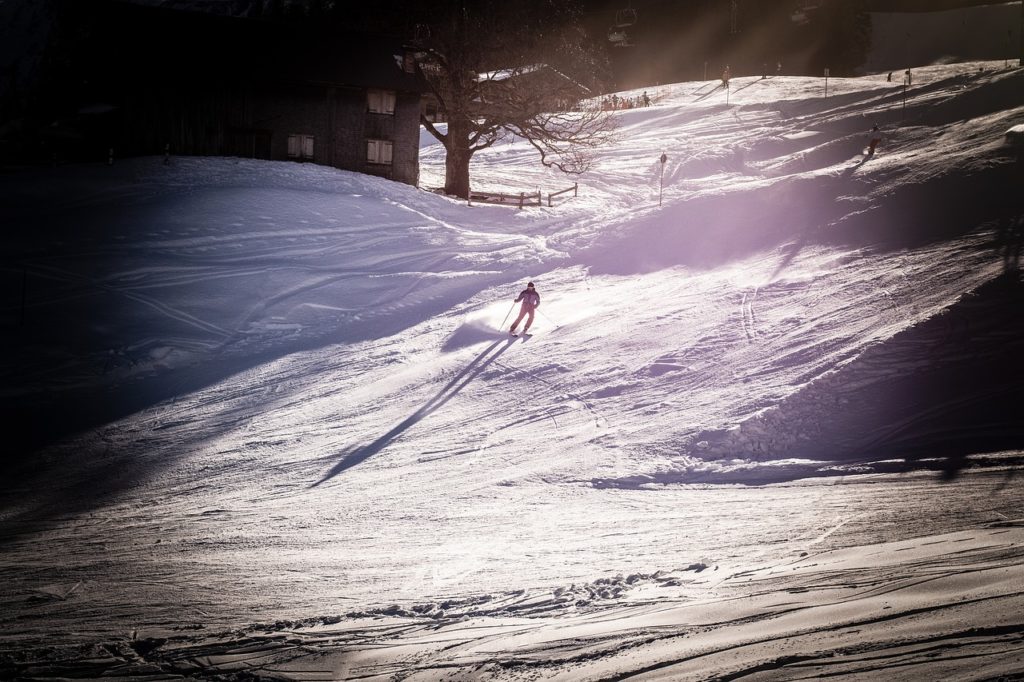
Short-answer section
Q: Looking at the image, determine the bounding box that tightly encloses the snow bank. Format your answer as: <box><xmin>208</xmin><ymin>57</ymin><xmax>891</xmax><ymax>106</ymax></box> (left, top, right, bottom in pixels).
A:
<box><xmin>1007</xmin><ymin>123</ymin><xmax>1024</xmax><ymax>145</ymax></box>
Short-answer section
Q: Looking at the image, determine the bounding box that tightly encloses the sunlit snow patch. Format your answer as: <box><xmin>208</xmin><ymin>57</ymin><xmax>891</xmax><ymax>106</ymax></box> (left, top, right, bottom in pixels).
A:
<box><xmin>442</xmin><ymin>304</ymin><xmax>519</xmax><ymax>351</ymax></box>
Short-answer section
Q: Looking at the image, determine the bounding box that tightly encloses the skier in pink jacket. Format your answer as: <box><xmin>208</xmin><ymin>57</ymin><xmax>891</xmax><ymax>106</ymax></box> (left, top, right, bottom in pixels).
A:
<box><xmin>510</xmin><ymin>282</ymin><xmax>540</xmax><ymax>336</ymax></box>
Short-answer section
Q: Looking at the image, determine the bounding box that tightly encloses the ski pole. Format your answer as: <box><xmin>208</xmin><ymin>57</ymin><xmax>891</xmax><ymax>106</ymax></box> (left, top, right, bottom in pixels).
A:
<box><xmin>538</xmin><ymin>309</ymin><xmax>561</xmax><ymax>329</ymax></box>
<box><xmin>500</xmin><ymin>301</ymin><xmax>517</xmax><ymax>330</ymax></box>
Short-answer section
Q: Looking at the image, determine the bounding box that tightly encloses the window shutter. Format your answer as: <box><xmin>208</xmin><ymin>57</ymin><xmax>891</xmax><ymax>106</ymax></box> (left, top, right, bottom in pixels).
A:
<box><xmin>302</xmin><ymin>135</ymin><xmax>314</xmax><ymax>159</ymax></box>
<box><xmin>368</xmin><ymin>89</ymin><xmax>396</xmax><ymax>115</ymax></box>
<box><xmin>287</xmin><ymin>135</ymin><xmax>299</xmax><ymax>157</ymax></box>
<box><xmin>366</xmin><ymin>140</ymin><xmax>392</xmax><ymax>165</ymax></box>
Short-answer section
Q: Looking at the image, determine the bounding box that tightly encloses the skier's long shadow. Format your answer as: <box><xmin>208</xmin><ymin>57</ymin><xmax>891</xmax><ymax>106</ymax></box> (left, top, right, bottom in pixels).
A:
<box><xmin>766</xmin><ymin>237</ymin><xmax>806</xmax><ymax>283</ymax></box>
<box><xmin>694</xmin><ymin>84</ymin><xmax>727</xmax><ymax>102</ymax></box>
<box><xmin>733</xmin><ymin>78</ymin><xmax>768</xmax><ymax>94</ymax></box>
<box><xmin>312</xmin><ymin>337</ymin><xmax>516</xmax><ymax>486</ymax></box>
<box><xmin>843</xmin><ymin>153</ymin><xmax>871</xmax><ymax>176</ymax></box>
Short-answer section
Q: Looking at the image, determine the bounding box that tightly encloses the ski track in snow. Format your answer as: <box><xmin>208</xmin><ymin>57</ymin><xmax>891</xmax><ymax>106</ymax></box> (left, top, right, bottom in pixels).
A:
<box><xmin>1</xmin><ymin>60</ymin><xmax>1023</xmax><ymax>677</ymax></box>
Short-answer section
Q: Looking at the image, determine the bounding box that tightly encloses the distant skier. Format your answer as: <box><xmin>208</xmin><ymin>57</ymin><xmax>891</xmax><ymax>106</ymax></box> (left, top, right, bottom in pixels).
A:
<box><xmin>722</xmin><ymin>65</ymin><xmax>731</xmax><ymax>87</ymax></box>
<box><xmin>867</xmin><ymin>125</ymin><xmax>882</xmax><ymax>156</ymax></box>
<box><xmin>510</xmin><ymin>282</ymin><xmax>540</xmax><ymax>336</ymax></box>
<box><xmin>999</xmin><ymin>215</ymin><xmax>1023</xmax><ymax>273</ymax></box>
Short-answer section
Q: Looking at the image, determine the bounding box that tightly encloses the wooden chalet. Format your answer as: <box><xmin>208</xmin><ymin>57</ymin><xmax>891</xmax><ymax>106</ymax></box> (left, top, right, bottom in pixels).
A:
<box><xmin>46</xmin><ymin>1</ymin><xmax>427</xmax><ymax>185</ymax></box>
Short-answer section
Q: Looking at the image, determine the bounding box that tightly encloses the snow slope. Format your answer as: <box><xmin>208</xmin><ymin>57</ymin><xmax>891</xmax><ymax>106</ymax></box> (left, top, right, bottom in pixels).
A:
<box><xmin>1</xmin><ymin>61</ymin><xmax>1023</xmax><ymax>678</ymax></box>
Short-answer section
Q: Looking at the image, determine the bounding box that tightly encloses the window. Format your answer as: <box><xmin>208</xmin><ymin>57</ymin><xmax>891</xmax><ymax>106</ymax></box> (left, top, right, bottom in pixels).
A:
<box><xmin>287</xmin><ymin>134</ymin><xmax>314</xmax><ymax>160</ymax></box>
<box><xmin>367</xmin><ymin>89</ymin><xmax>396</xmax><ymax>115</ymax></box>
<box><xmin>402</xmin><ymin>51</ymin><xmax>417</xmax><ymax>74</ymax></box>
<box><xmin>366</xmin><ymin>139</ymin><xmax>393</xmax><ymax>165</ymax></box>
<box><xmin>423</xmin><ymin>100</ymin><xmax>441</xmax><ymax>123</ymax></box>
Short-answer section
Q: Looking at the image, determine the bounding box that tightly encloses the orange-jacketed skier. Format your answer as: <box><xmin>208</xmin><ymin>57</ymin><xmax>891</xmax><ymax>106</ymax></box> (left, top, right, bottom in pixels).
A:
<box><xmin>510</xmin><ymin>282</ymin><xmax>540</xmax><ymax>336</ymax></box>
<box><xmin>868</xmin><ymin>125</ymin><xmax>882</xmax><ymax>156</ymax></box>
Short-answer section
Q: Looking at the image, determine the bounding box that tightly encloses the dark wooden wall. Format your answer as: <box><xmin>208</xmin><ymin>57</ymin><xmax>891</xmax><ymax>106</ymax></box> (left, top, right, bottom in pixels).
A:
<box><xmin>29</xmin><ymin>1</ymin><xmax>425</xmax><ymax>187</ymax></box>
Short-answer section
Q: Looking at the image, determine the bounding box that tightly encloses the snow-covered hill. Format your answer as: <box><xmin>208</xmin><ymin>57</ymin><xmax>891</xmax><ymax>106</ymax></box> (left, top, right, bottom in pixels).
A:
<box><xmin>1</xmin><ymin>61</ymin><xmax>1023</xmax><ymax>679</ymax></box>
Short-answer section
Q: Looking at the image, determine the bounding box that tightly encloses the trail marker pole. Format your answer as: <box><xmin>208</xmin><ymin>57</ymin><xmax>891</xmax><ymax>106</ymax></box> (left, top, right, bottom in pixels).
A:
<box><xmin>824</xmin><ymin>68</ymin><xmax>829</xmax><ymax>98</ymax></box>
<box><xmin>659</xmin><ymin>152</ymin><xmax>667</xmax><ymax>207</ymax></box>
<box><xmin>902</xmin><ymin>72</ymin><xmax>908</xmax><ymax>118</ymax></box>
<box><xmin>20</xmin><ymin>266</ymin><xmax>27</xmax><ymax>326</ymax></box>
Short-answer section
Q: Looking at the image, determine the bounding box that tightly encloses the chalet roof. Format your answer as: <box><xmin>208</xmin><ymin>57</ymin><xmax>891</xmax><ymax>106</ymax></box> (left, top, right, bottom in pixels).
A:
<box><xmin>479</xmin><ymin>65</ymin><xmax>545</xmax><ymax>82</ymax></box>
<box><xmin>273</xmin><ymin>32</ymin><xmax>426</xmax><ymax>93</ymax></box>
<box><xmin>477</xmin><ymin>64</ymin><xmax>592</xmax><ymax>96</ymax></box>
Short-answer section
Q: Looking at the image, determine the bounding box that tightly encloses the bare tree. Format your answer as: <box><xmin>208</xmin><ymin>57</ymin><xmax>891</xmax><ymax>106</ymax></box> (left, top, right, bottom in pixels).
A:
<box><xmin>413</xmin><ymin>2</ymin><xmax>613</xmax><ymax>198</ymax></box>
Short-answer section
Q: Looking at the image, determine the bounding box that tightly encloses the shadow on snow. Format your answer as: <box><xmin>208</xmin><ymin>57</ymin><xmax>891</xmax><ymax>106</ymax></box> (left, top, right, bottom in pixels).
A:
<box><xmin>312</xmin><ymin>337</ymin><xmax>516</xmax><ymax>486</ymax></box>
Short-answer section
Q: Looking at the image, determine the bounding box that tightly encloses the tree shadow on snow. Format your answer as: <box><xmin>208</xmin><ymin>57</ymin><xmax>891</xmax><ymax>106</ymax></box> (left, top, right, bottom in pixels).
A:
<box><xmin>585</xmin><ymin>144</ymin><xmax>1019</xmax><ymax>279</ymax></box>
<box><xmin>312</xmin><ymin>337</ymin><xmax>516</xmax><ymax>486</ymax></box>
<box><xmin>584</xmin><ymin>175</ymin><xmax>842</xmax><ymax>276</ymax></box>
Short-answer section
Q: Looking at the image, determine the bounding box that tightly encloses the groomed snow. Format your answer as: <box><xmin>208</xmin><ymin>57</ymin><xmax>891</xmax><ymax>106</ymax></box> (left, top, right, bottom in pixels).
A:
<box><xmin>1</xmin><ymin>61</ymin><xmax>1023</xmax><ymax>679</ymax></box>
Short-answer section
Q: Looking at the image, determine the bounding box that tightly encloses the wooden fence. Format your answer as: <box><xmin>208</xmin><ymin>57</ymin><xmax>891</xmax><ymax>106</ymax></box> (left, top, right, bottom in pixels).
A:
<box><xmin>466</xmin><ymin>182</ymin><xmax>579</xmax><ymax>209</ymax></box>
<box><xmin>547</xmin><ymin>182</ymin><xmax>578</xmax><ymax>206</ymax></box>
<box><xmin>469</xmin><ymin>189</ymin><xmax>541</xmax><ymax>209</ymax></box>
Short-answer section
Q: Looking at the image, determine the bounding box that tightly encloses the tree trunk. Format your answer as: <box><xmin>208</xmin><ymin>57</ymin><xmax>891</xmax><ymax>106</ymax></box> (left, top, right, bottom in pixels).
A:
<box><xmin>444</xmin><ymin>121</ymin><xmax>472</xmax><ymax>199</ymax></box>
<box><xmin>444</xmin><ymin>148</ymin><xmax>471</xmax><ymax>199</ymax></box>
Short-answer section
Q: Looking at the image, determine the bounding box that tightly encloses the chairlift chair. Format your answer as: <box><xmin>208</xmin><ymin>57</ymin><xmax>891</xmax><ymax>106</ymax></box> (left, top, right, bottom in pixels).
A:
<box><xmin>607</xmin><ymin>27</ymin><xmax>632</xmax><ymax>47</ymax></box>
<box><xmin>608</xmin><ymin>5</ymin><xmax>637</xmax><ymax>47</ymax></box>
<box><xmin>614</xmin><ymin>6</ymin><xmax>637</xmax><ymax>28</ymax></box>
<box><xmin>790</xmin><ymin>3</ymin><xmax>818</xmax><ymax>25</ymax></box>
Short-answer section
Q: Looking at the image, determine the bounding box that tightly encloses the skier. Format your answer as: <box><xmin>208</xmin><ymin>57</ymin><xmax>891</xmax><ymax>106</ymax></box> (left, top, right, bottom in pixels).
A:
<box><xmin>721</xmin><ymin>65</ymin><xmax>731</xmax><ymax>87</ymax></box>
<box><xmin>867</xmin><ymin>125</ymin><xmax>882</xmax><ymax>156</ymax></box>
<box><xmin>510</xmin><ymin>282</ymin><xmax>540</xmax><ymax>336</ymax></box>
